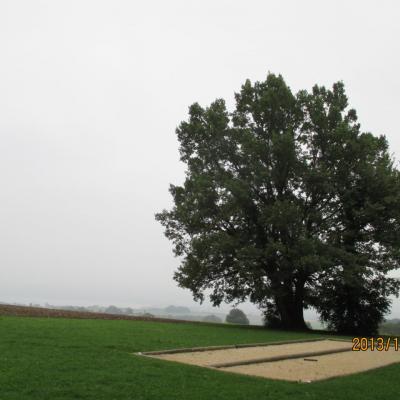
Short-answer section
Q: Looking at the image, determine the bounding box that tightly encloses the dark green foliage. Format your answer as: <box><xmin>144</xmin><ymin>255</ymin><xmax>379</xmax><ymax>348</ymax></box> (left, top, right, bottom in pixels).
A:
<box><xmin>156</xmin><ymin>73</ymin><xmax>400</xmax><ymax>335</ymax></box>
<box><xmin>299</xmin><ymin>85</ymin><xmax>400</xmax><ymax>335</ymax></box>
<box><xmin>313</xmin><ymin>269</ymin><xmax>398</xmax><ymax>335</ymax></box>
<box><xmin>225</xmin><ymin>308</ymin><xmax>250</xmax><ymax>325</ymax></box>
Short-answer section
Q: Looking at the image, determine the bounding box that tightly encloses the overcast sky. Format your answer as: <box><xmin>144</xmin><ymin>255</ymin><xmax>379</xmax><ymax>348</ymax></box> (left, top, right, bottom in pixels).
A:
<box><xmin>1</xmin><ymin>0</ymin><xmax>400</xmax><ymax>319</ymax></box>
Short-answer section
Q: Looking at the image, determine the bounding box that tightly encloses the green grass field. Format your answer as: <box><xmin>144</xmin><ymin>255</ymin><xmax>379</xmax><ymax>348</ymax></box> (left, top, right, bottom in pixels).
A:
<box><xmin>1</xmin><ymin>316</ymin><xmax>399</xmax><ymax>400</ymax></box>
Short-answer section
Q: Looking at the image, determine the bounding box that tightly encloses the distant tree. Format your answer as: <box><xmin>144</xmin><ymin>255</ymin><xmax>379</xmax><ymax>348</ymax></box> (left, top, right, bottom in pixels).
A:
<box><xmin>226</xmin><ymin>309</ymin><xmax>249</xmax><ymax>325</ymax></box>
<box><xmin>202</xmin><ymin>314</ymin><xmax>222</xmax><ymax>323</ymax></box>
<box><xmin>156</xmin><ymin>73</ymin><xmax>400</xmax><ymax>334</ymax></box>
<box><xmin>105</xmin><ymin>305</ymin><xmax>122</xmax><ymax>314</ymax></box>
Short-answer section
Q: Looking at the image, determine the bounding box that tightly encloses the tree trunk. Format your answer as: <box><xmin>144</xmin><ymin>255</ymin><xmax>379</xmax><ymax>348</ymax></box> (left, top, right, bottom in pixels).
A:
<box><xmin>275</xmin><ymin>297</ymin><xmax>307</xmax><ymax>330</ymax></box>
<box><xmin>274</xmin><ymin>283</ymin><xmax>308</xmax><ymax>330</ymax></box>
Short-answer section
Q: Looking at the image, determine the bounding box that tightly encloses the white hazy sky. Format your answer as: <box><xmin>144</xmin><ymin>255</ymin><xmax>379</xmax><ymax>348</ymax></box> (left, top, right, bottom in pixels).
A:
<box><xmin>1</xmin><ymin>0</ymin><xmax>400</xmax><ymax>319</ymax></box>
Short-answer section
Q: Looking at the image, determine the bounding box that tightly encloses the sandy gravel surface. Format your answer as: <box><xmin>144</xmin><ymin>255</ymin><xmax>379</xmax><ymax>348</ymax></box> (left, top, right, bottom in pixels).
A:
<box><xmin>223</xmin><ymin>347</ymin><xmax>400</xmax><ymax>382</ymax></box>
<box><xmin>155</xmin><ymin>339</ymin><xmax>352</xmax><ymax>366</ymax></box>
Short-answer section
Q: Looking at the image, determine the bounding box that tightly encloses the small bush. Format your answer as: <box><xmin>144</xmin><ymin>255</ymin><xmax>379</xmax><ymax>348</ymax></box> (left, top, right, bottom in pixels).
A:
<box><xmin>226</xmin><ymin>309</ymin><xmax>249</xmax><ymax>325</ymax></box>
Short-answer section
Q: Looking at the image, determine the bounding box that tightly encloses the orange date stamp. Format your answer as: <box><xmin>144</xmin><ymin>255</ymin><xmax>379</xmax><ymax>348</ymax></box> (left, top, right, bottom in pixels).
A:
<box><xmin>352</xmin><ymin>337</ymin><xmax>399</xmax><ymax>351</ymax></box>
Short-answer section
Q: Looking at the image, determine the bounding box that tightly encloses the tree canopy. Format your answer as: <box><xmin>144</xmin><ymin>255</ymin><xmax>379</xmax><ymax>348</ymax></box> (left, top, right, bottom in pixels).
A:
<box><xmin>156</xmin><ymin>73</ymin><xmax>400</xmax><ymax>334</ymax></box>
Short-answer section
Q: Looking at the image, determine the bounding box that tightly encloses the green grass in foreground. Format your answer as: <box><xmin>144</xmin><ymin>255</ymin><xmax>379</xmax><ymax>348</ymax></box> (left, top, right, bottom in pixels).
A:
<box><xmin>0</xmin><ymin>316</ymin><xmax>399</xmax><ymax>400</ymax></box>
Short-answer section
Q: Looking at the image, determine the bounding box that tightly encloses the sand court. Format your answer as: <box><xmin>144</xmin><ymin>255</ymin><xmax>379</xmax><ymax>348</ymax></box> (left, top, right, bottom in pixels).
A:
<box><xmin>223</xmin><ymin>347</ymin><xmax>400</xmax><ymax>381</ymax></box>
<box><xmin>140</xmin><ymin>338</ymin><xmax>400</xmax><ymax>382</ymax></box>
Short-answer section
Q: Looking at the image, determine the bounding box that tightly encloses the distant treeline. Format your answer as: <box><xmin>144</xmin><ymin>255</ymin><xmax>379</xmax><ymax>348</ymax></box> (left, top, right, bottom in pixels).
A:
<box><xmin>26</xmin><ymin>303</ymin><xmax>225</xmax><ymax>323</ymax></box>
<box><xmin>379</xmin><ymin>319</ymin><xmax>400</xmax><ymax>336</ymax></box>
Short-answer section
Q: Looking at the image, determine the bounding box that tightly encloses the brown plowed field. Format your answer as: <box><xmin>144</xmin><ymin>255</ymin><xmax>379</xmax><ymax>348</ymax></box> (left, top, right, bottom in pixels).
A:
<box><xmin>0</xmin><ymin>303</ymin><xmax>193</xmax><ymax>324</ymax></box>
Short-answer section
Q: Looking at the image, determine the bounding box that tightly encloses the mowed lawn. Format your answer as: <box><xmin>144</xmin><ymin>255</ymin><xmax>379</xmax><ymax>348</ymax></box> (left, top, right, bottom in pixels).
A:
<box><xmin>1</xmin><ymin>316</ymin><xmax>399</xmax><ymax>400</ymax></box>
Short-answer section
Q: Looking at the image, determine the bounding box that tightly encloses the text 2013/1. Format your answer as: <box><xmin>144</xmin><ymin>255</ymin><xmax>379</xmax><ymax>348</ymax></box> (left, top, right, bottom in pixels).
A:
<box><xmin>352</xmin><ymin>337</ymin><xmax>399</xmax><ymax>351</ymax></box>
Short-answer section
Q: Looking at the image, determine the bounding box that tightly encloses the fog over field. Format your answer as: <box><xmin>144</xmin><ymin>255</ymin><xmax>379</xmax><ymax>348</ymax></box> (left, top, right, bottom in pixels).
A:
<box><xmin>1</xmin><ymin>0</ymin><xmax>399</xmax><ymax>320</ymax></box>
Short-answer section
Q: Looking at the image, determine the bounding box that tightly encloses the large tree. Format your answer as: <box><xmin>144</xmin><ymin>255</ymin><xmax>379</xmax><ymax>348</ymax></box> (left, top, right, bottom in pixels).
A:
<box><xmin>156</xmin><ymin>74</ymin><xmax>400</xmax><ymax>333</ymax></box>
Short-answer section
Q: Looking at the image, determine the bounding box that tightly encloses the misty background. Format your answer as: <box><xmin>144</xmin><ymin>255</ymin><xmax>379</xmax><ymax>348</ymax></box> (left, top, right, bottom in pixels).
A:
<box><xmin>1</xmin><ymin>0</ymin><xmax>400</xmax><ymax>322</ymax></box>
